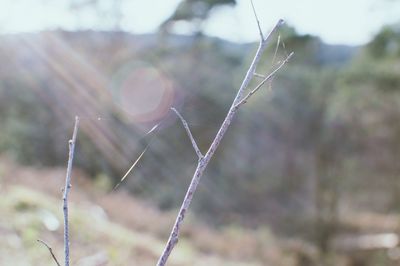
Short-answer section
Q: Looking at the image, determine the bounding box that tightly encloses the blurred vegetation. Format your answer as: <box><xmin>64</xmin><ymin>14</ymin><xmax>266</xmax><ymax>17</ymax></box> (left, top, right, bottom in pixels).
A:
<box><xmin>161</xmin><ymin>0</ymin><xmax>237</xmax><ymax>33</ymax></box>
<box><xmin>1</xmin><ymin>16</ymin><xmax>400</xmax><ymax>264</ymax></box>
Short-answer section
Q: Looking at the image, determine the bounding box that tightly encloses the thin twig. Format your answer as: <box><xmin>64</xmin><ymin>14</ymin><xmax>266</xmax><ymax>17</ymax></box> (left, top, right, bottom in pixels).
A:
<box><xmin>113</xmin><ymin>146</ymin><xmax>148</xmax><ymax>191</ymax></box>
<box><xmin>250</xmin><ymin>0</ymin><xmax>264</xmax><ymax>40</ymax></box>
<box><xmin>281</xmin><ymin>38</ymin><xmax>290</xmax><ymax>58</ymax></box>
<box><xmin>156</xmin><ymin>18</ymin><xmax>287</xmax><ymax>266</ymax></box>
<box><xmin>234</xmin><ymin>51</ymin><xmax>294</xmax><ymax>108</ymax></box>
<box><xmin>267</xmin><ymin>34</ymin><xmax>281</xmax><ymax>90</ymax></box>
<box><xmin>63</xmin><ymin>116</ymin><xmax>79</xmax><ymax>266</ymax></box>
<box><xmin>267</xmin><ymin>34</ymin><xmax>282</xmax><ymax>90</ymax></box>
<box><xmin>171</xmin><ymin>107</ymin><xmax>203</xmax><ymax>159</ymax></box>
<box><xmin>254</xmin><ymin>34</ymin><xmax>280</xmax><ymax>84</ymax></box>
<box><xmin>37</xmin><ymin>239</ymin><xmax>61</xmax><ymax>266</ymax></box>
<box><xmin>254</xmin><ymin>72</ymin><xmax>266</xmax><ymax>79</ymax></box>
<box><xmin>271</xmin><ymin>34</ymin><xmax>281</xmax><ymax>67</ymax></box>
<box><xmin>113</xmin><ymin>122</ymin><xmax>159</xmax><ymax>191</ymax></box>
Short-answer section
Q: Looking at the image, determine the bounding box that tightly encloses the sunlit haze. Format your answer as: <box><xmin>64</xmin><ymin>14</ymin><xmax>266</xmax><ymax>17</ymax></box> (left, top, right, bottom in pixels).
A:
<box><xmin>1</xmin><ymin>0</ymin><xmax>399</xmax><ymax>45</ymax></box>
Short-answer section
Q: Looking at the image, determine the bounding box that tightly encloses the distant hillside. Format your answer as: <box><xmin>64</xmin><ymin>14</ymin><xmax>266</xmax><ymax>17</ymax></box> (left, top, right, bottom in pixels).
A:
<box><xmin>318</xmin><ymin>42</ymin><xmax>358</xmax><ymax>66</ymax></box>
<box><xmin>44</xmin><ymin>30</ymin><xmax>358</xmax><ymax>66</ymax></box>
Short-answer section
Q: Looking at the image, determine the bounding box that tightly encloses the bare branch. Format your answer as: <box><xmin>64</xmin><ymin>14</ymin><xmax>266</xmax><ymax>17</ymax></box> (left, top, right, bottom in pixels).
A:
<box><xmin>156</xmin><ymin>18</ymin><xmax>289</xmax><ymax>266</ymax></box>
<box><xmin>250</xmin><ymin>0</ymin><xmax>264</xmax><ymax>40</ymax></box>
<box><xmin>37</xmin><ymin>239</ymin><xmax>61</xmax><ymax>266</ymax></box>
<box><xmin>234</xmin><ymin>51</ymin><xmax>294</xmax><ymax>108</ymax></box>
<box><xmin>63</xmin><ymin>116</ymin><xmax>79</xmax><ymax>266</ymax></box>
<box><xmin>171</xmin><ymin>107</ymin><xmax>203</xmax><ymax>159</ymax></box>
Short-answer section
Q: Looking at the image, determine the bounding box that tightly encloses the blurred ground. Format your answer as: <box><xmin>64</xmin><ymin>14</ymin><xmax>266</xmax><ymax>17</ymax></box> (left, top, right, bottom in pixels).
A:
<box><xmin>0</xmin><ymin>157</ymin><xmax>298</xmax><ymax>266</ymax></box>
<box><xmin>2</xmin><ymin>156</ymin><xmax>400</xmax><ymax>265</ymax></box>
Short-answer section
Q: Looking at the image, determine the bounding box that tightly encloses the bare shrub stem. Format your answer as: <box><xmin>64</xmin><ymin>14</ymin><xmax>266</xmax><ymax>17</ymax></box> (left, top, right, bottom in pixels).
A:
<box><xmin>62</xmin><ymin>116</ymin><xmax>79</xmax><ymax>266</ymax></box>
<box><xmin>157</xmin><ymin>18</ymin><xmax>293</xmax><ymax>265</ymax></box>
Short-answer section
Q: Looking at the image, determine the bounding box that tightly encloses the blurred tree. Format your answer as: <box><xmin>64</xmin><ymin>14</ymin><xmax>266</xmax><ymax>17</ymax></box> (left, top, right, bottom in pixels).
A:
<box><xmin>333</xmin><ymin>24</ymin><xmax>400</xmax><ymax>211</ymax></box>
<box><xmin>69</xmin><ymin>0</ymin><xmax>123</xmax><ymax>30</ymax></box>
<box><xmin>160</xmin><ymin>0</ymin><xmax>237</xmax><ymax>34</ymax></box>
<box><xmin>367</xmin><ymin>25</ymin><xmax>400</xmax><ymax>58</ymax></box>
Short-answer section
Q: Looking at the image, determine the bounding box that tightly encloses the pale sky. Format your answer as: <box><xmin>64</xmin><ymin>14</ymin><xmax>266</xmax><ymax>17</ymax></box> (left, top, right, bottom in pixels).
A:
<box><xmin>0</xmin><ymin>0</ymin><xmax>399</xmax><ymax>45</ymax></box>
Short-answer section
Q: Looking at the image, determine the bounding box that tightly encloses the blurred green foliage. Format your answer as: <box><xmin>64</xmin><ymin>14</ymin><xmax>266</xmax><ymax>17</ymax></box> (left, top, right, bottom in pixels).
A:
<box><xmin>164</xmin><ymin>0</ymin><xmax>236</xmax><ymax>22</ymax></box>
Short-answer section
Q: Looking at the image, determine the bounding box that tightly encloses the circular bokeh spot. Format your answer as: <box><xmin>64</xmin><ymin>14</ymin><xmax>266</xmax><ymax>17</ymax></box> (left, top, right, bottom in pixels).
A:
<box><xmin>112</xmin><ymin>63</ymin><xmax>175</xmax><ymax>123</ymax></box>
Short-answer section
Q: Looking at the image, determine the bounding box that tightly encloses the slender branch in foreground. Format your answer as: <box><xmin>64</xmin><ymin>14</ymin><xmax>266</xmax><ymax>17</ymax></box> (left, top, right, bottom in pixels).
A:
<box><xmin>171</xmin><ymin>107</ymin><xmax>204</xmax><ymax>159</ymax></box>
<box><xmin>234</xmin><ymin>51</ymin><xmax>294</xmax><ymax>108</ymax></box>
<box><xmin>62</xmin><ymin>116</ymin><xmax>79</xmax><ymax>266</ymax></box>
<box><xmin>37</xmin><ymin>239</ymin><xmax>61</xmax><ymax>266</ymax></box>
<box><xmin>156</xmin><ymin>18</ymin><xmax>292</xmax><ymax>266</ymax></box>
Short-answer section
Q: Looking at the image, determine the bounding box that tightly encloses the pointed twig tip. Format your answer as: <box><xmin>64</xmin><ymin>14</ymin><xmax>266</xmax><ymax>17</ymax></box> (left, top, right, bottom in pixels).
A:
<box><xmin>250</xmin><ymin>0</ymin><xmax>264</xmax><ymax>40</ymax></box>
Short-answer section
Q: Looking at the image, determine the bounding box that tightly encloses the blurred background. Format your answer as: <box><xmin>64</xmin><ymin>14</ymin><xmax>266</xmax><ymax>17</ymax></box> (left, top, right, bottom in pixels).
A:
<box><xmin>1</xmin><ymin>0</ymin><xmax>400</xmax><ymax>265</ymax></box>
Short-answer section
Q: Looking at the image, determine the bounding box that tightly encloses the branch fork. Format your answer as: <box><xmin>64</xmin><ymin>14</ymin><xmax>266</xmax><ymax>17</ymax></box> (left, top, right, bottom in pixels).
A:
<box><xmin>171</xmin><ymin>107</ymin><xmax>204</xmax><ymax>160</ymax></box>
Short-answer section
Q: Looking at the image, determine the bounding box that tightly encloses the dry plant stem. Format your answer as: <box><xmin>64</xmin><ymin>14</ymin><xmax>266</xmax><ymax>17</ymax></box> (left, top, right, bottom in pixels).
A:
<box><xmin>37</xmin><ymin>239</ymin><xmax>61</xmax><ymax>266</ymax></box>
<box><xmin>156</xmin><ymin>19</ymin><xmax>288</xmax><ymax>266</ymax></box>
<box><xmin>63</xmin><ymin>116</ymin><xmax>79</xmax><ymax>266</ymax></box>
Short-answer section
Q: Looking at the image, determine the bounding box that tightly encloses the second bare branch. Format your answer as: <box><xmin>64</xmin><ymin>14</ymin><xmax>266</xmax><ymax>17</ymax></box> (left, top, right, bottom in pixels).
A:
<box><xmin>62</xmin><ymin>116</ymin><xmax>79</xmax><ymax>266</ymax></box>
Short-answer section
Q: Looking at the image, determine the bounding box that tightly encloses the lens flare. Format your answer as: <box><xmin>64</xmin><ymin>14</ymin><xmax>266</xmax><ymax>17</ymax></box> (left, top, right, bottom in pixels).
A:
<box><xmin>112</xmin><ymin>62</ymin><xmax>175</xmax><ymax>123</ymax></box>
